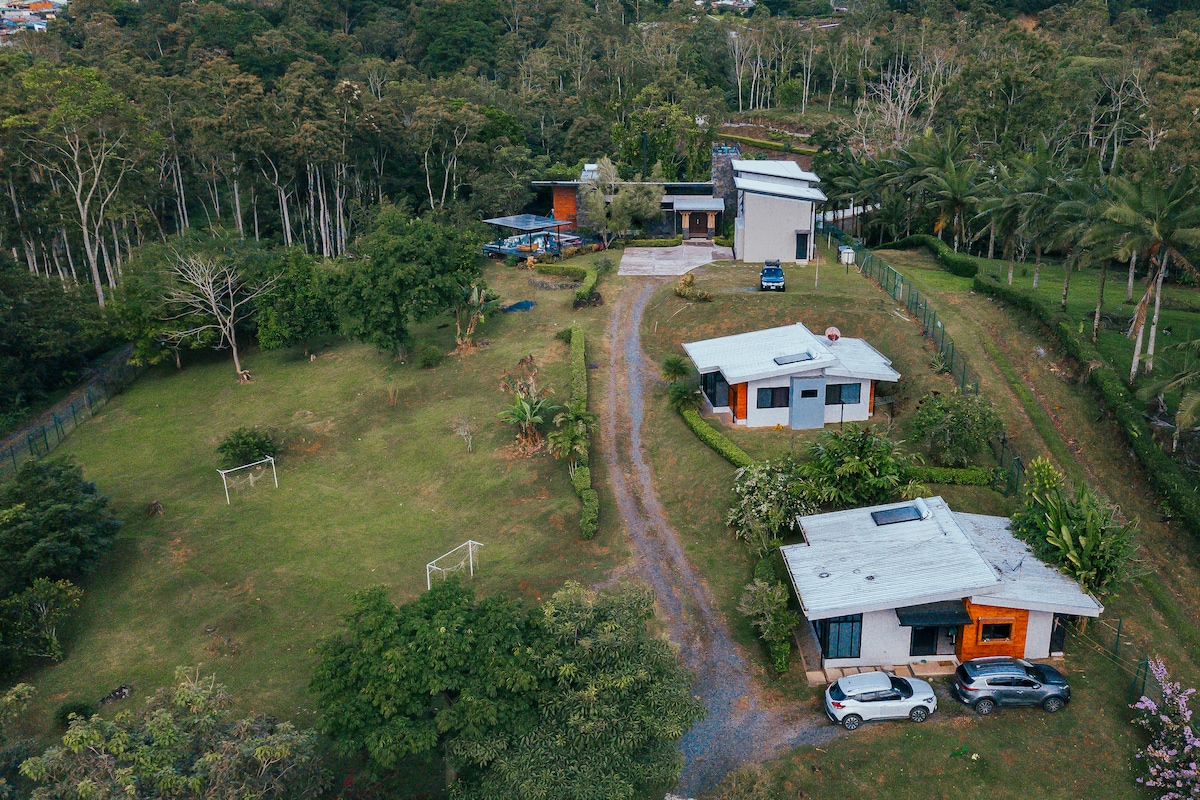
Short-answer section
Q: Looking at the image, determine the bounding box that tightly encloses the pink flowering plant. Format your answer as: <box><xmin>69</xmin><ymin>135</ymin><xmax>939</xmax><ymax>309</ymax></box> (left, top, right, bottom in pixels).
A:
<box><xmin>1131</xmin><ymin>658</ymin><xmax>1200</xmax><ymax>799</ymax></box>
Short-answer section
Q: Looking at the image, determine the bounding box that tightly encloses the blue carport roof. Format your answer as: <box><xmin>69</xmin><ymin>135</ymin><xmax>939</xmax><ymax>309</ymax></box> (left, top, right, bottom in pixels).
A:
<box><xmin>483</xmin><ymin>214</ymin><xmax>572</xmax><ymax>231</ymax></box>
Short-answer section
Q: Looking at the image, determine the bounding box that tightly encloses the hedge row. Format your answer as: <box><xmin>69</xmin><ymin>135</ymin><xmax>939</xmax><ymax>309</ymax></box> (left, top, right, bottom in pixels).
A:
<box><xmin>713</xmin><ymin>235</ymin><xmax>733</xmax><ymax>248</ymax></box>
<box><xmin>626</xmin><ymin>236</ymin><xmax>683</xmax><ymax>247</ymax></box>
<box><xmin>878</xmin><ymin>234</ymin><xmax>980</xmax><ymax>278</ymax></box>
<box><xmin>568</xmin><ymin>326</ymin><xmax>600</xmax><ymax>539</ymax></box>
<box><xmin>973</xmin><ymin>276</ymin><xmax>1200</xmax><ymax>533</ymax></box>
<box><xmin>680</xmin><ymin>409</ymin><xmax>754</xmax><ymax>468</ymax></box>
<box><xmin>536</xmin><ymin>263</ymin><xmax>588</xmax><ymax>281</ymax></box>
<box><xmin>575</xmin><ymin>267</ymin><xmax>600</xmax><ymax>304</ymax></box>
<box><xmin>907</xmin><ymin>465</ymin><xmax>998</xmax><ymax>486</ymax></box>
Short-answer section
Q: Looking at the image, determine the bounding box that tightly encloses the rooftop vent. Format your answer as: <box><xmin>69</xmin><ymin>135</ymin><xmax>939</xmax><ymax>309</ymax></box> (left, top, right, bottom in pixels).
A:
<box><xmin>825</xmin><ymin>326</ymin><xmax>841</xmax><ymax>342</ymax></box>
<box><xmin>870</xmin><ymin>498</ymin><xmax>932</xmax><ymax>526</ymax></box>
<box><xmin>774</xmin><ymin>352</ymin><xmax>813</xmax><ymax>366</ymax></box>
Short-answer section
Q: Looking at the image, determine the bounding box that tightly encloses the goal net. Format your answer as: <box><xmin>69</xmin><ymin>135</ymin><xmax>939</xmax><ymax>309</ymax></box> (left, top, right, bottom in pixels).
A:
<box><xmin>426</xmin><ymin>540</ymin><xmax>483</xmax><ymax>590</ymax></box>
<box><xmin>217</xmin><ymin>456</ymin><xmax>278</xmax><ymax>505</ymax></box>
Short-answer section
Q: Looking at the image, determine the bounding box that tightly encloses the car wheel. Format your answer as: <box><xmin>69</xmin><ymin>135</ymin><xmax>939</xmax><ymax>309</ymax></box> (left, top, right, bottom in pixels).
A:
<box><xmin>842</xmin><ymin>714</ymin><xmax>863</xmax><ymax>731</ymax></box>
<box><xmin>909</xmin><ymin>706</ymin><xmax>929</xmax><ymax>723</ymax></box>
<box><xmin>974</xmin><ymin>698</ymin><xmax>996</xmax><ymax>716</ymax></box>
<box><xmin>1043</xmin><ymin>696</ymin><xmax>1065</xmax><ymax>713</ymax></box>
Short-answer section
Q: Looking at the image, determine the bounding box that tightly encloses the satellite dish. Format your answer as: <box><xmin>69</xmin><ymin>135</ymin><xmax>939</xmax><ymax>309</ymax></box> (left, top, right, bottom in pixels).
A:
<box><xmin>825</xmin><ymin>326</ymin><xmax>841</xmax><ymax>342</ymax></box>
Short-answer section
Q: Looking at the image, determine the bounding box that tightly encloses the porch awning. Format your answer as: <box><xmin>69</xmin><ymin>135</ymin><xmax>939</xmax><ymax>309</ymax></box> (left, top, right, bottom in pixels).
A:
<box><xmin>672</xmin><ymin>196</ymin><xmax>726</xmax><ymax>212</ymax></box>
<box><xmin>895</xmin><ymin>600</ymin><xmax>973</xmax><ymax>627</ymax></box>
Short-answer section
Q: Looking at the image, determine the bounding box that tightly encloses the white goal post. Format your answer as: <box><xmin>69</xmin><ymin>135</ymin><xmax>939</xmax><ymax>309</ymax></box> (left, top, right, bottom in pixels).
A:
<box><xmin>426</xmin><ymin>540</ymin><xmax>483</xmax><ymax>590</ymax></box>
<box><xmin>217</xmin><ymin>456</ymin><xmax>278</xmax><ymax>505</ymax></box>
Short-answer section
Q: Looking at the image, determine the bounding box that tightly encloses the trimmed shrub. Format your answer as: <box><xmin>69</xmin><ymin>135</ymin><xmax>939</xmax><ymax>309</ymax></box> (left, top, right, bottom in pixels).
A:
<box><xmin>579</xmin><ymin>489</ymin><xmax>599</xmax><ymax>539</ymax></box>
<box><xmin>573</xmin><ymin>269</ymin><xmax>600</xmax><ymax>305</ymax></box>
<box><xmin>681</xmin><ymin>409</ymin><xmax>754</xmax><ymax>468</ymax></box>
<box><xmin>555</xmin><ymin>327</ymin><xmax>574</xmax><ymax>344</ymax></box>
<box><xmin>626</xmin><ymin>236</ymin><xmax>683</xmax><ymax>247</ymax></box>
<box><xmin>906</xmin><ymin>465</ymin><xmax>998</xmax><ymax>486</ymax></box>
<box><xmin>754</xmin><ymin>556</ymin><xmax>778</xmax><ymax>583</ymax></box>
<box><xmin>713</xmin><ymin>235</ymin><xmax>733</xmax><ymax>248</ymax></box>
<box><xmin>768</xmin><ymin>640</ymin><xmax>791</xmax><ymax>674</ymax></box>
<box><xmin>572</xmin><ymin>465</ymin><xmax>591</xmax><ymax>496</ymax></box>
<box><xmin>974</xmin><ymin>276</ymin><xmax>1200</xmax><ymax>534</ymax></box>
<box><xmin>536</xmin><ymin>263</ymin><xmax>587</xmax><ymax>281</ymax></box>
<box><xmin>416</xmin><ymin>343</ymin><xmax>444</xmax><ymax>369</ymax></box>
<box><xmin>569</xmin><ymin>325</ymin><xmax>587</xmax><ymax>411</ymax></box>
<box><xmin>53</xmin><ymin>699</ymin><xmax>95</xmax><ymax>729</ymax></box>
<box><xmin>878</xmin><ymin>234</ymin><xmax>979</xmax><ymax>278</ymax></box>
<box><xmin>217</xmin><ymin>427</ymin><xmax>277</xmax><ymax>469</ymax></box>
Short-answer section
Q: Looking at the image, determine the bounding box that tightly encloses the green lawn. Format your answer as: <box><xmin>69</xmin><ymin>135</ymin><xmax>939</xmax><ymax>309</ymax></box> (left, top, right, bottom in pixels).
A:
<box><xmin>16</xmin><ymin>261</ymin><xmax>625</xmax><ymax>744</ymax></box>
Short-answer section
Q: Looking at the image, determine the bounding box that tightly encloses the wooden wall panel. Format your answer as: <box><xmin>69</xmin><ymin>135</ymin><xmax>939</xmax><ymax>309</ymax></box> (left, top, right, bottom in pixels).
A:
<box><xmin>553</xmin><ymin>186</ymin><xmax>578</xmax><ymax>230</ymax></box>
<box><xmin>732</xmin><ymin>383</ymin><xmax>747</xmax><ymax>421</ymax></box>
<box><xmin>956</xmin><ymin>599</ymin><xmax>1029</xmax><ymax>661</ymax></box>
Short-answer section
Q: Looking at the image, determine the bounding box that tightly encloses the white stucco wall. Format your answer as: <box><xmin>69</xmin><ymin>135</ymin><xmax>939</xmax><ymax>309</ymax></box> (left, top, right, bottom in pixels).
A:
<box><xmin>823</xmin><ymin>379</ymin><xmax>871</xmax><ymax>424</ymax></box>
<box><xmin>738</xmin><ymin>192</ymin><xmax>815</xmax><ymax>264</ymax></box>
<box><xmin>745</xmin><ymin>376</ymin><xmax>792</xmax><ymax>428</ymax></box>
<box><xmin>1024</xmin><ymin>610</ymin><xmax>1055</xmax><ymax>659</ymax></box>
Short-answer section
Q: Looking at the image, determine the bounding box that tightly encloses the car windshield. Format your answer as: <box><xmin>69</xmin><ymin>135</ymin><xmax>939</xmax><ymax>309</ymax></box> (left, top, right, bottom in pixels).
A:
<box><xmin>762</xmin><ymin>268</ymin><xmax>783</xmax><ymax>278</ymax></box>
<box><xmin>828</xmin><ymin>683</ymin><xmax>846</xmax><ymax>701</ymax></box>
<box><xmin>889</xmin><ymin>676</ymin><xmax>913</xmax><ymax>698</ymax></box>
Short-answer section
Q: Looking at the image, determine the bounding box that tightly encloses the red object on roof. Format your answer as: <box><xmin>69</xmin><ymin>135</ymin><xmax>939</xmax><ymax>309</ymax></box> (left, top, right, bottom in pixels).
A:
<box><xmin>28</xmin><ymin>2</ymin><xmax>54</xmax><ymax>11</ymax></box>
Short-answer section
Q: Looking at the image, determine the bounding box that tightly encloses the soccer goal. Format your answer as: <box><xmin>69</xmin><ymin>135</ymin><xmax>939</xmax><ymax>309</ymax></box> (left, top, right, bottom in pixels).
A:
<box><xmin>217</xmin><ymin>456</ymin><xmax>278</xmax><ymax>505</ymax></box>
<box><xmin>426</xmin><ymin>540</ymin><xmax>483</xmax><ymax>590</ymax></box>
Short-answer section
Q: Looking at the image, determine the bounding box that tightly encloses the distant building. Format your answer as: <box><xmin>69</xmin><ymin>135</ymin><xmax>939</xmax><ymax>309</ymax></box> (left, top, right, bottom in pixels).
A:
<box><xmin>730</xmin><ymin>159</ymin><xmax>826</xmax><ymax>264</ymax></box>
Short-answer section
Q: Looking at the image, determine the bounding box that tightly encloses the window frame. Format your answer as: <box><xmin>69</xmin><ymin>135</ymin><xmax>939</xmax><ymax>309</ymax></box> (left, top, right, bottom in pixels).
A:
<box><xmin>978</xmin><ymin>619</ymin><xmax>1014</xmax><ymax>643</ymax></box>
<box><xmin>816</xmin><ymin>614</ymin><xmax>862</xmax><ymax>660</ymax></box>
<box><xmin>756</xmin><ymin>386</ymin><xmax>790</xmax><ymax>409</ymax></box>
<box><xmin>825</xmin><ymin>382</ymin><xmax>862</xmax><ymax>406</ymax></box>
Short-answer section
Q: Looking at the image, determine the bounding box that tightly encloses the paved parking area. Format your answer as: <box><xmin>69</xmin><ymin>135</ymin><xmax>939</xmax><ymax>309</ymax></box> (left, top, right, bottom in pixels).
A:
<box><xmin>617</xmin><ymin>242</ymin><xmax>733</xmax><ymax>276</ymax></box>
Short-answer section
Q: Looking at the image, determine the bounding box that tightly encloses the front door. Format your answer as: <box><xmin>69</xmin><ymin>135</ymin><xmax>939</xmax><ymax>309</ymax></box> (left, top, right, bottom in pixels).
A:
<box><xmin>796</xmin><ymin>232</ymin><xmax>810</xmax><ymax>261</ymax></box>
<box><xmin>689</xmin><ymin>213</ymin><xmax>709</xmax><ymax>237</ymax></box>
<box><xmin>789</xmin><ymin>377</ymin><xmax>825</xmax><ymax>430</ymax></box>
<box><xmin>1050</xmin><ymin>614</ymin><xmax>1068</xmax><ymax>654</ymax></box>
<box><xmin>910</xmin><ymin>626</ymin><xmax>938</xmax><ymax>657</ymax></box>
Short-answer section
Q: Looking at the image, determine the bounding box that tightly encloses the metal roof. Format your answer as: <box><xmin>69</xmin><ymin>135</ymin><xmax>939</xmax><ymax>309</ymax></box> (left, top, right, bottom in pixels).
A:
<box><xmin>734</xmin><ymin>175</ymin><xmax>827</xmax><ymax>202</ymax></box>
<box><xmin>681</xmin><ymin>323</ymin><xmax>900</xmax><ymax>385</ymax></box>
<box><xmin>957</xmin><ymin>513</ymin><xmax>1104</xmax><ymax>617</ymax></box>
<box><xmin>673</xmin><ymin>196</ymin><xmax>726</xmax><ymax>212</ymax></box>
<box><xmin>895</xmin><ymin>600</ymin><xmax>974</xmax><ymax>627</ymax></box>
<box><xmin>731</xmin><ymin>159</ymin><xmax>821</xmax><ymax>183</ymax></box>
<box><xmin>482</xmin><ymin>214</ymin><xmax>572</xmax><ymax>231</ymax></box>
<box><xmin>780</xmin><ymin>497</ymin><xmax>1003</xmax><ymax>620</ymax></box>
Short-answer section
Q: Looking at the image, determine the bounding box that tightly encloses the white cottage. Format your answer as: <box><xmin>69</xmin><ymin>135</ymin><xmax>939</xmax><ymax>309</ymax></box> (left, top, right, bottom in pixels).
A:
<box><xmin>681</xmin><ymin>322</ymin><xmax>899</xmax><ymax>429</ymax></box>
<box><xmin>731</xmin><ymin>159</ymin><xmax>826</xmax><ymax>263</ymax></box>
<box><xmin>779</xmin><ymin>497</ymin><xmax>1103</xmax><ymax>669</ymax></box>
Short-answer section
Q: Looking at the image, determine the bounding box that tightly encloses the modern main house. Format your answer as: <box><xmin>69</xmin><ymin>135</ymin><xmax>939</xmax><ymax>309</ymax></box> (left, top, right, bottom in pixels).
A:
<box><xmin>731</xmin><ymin>159</ymin><xmax>826</xmax><ymax>263</ymax></box>
<box><xmin>779</xmin><ymin>497</ymin><xmax>1103</xmax><ymax>670</ymax></box>
<box><xmin>681</xmin><ymin>322</ymin><xmax>899</xmax><ymax>429</ymax></box>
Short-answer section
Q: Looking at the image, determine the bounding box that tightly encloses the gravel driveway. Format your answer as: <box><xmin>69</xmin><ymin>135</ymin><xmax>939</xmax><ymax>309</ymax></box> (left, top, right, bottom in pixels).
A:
<box><xmin>600</xmin><ymin>279</ymin><xmax>837</xmax><ymax>796</ymax></box>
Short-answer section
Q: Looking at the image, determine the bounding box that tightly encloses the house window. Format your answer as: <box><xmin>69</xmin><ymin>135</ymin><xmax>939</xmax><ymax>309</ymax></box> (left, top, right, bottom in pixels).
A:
<box><xmin>825</xmin><ymin>383</ymin><xmax>862</xmax><ymax>405</ymax></box>
<box><xmin>800</xmin><ymin>389</ymin><xmax>819</xmax><ymax>398</ymax></box>
<box><xmin>979</xmin><ymin>621</ymin><xmax>1013</xmax><ymax>642</ymax></box>
<box><xmin>701</xmin><ymin>372</ymin><xmax>729</xmax><ymax>408</ymax></box>
<box><xmin>756</xmin><ymin>387</ymin><xmax>790</xmax><ymax>409</ymax></box>
<box><xmin>816</xmin><ymin>614</ymin><xmax>862</xmax><ymax>659</ymax></box>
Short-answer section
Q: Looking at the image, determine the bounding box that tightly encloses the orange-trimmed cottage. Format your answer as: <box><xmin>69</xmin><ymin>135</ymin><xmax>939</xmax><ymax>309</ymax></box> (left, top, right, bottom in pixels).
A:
<box><xmin>779</xmin><ymin>497</ymin><xmax>1102</xmax><ymax>669</ymax></box>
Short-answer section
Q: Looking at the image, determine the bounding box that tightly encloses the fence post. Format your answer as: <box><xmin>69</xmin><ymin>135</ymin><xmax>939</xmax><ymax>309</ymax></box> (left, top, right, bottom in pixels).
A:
<box><xmin>1113</xmin><ymin>618</ymin><xmax>1123</xmax><ymax>660</ymax></box>
<box><xmin>1131</xmin><ymin>659</ymin><xmax>1148</xmax><ymax>705</ymax></box>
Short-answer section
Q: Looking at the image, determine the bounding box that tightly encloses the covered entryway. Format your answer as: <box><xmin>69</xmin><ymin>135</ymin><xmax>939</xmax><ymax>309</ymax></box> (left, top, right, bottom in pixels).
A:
<box><xmin>897</xmin><ymin>600</ymin><xmax>972</xmax><ymax>657</ymax></box>
<box><xmin>795</xmin><ymin>232</ymin><xmax>810</xmax><ymax>261</ymax></box>
<box><xmin>788</xmin><ymin>377</ymin><xmax>825</xmax><ymax>430</ymax></box>
<box><xmin>675</xmin><ymin>196</ymin><xmax>724</xmax><ymax>240</ymax></box>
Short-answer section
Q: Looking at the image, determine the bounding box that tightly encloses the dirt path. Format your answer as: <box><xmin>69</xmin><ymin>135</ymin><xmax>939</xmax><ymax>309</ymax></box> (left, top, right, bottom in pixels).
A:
<box><xmin>600</xmin><ymin>279</ymin><xmax>835</xmax><ymax>796</ymax></box>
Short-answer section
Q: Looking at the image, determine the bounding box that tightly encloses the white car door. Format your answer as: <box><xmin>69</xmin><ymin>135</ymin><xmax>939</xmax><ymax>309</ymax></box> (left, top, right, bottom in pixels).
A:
<box><xmin>854</xmin><ymin>691</ymin><xmax>888</xmax><ymax>721</ymax></box>
<box><xmin>876</xmin><ymin>689</ymin><xmax>909</xmax><ymax>718</ymax></box>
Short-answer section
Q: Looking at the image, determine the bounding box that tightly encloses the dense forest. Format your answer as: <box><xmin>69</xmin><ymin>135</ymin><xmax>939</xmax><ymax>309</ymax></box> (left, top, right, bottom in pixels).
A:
<box><xmin>2</xmin><ymin>0</ymin><xmax>1200</xmax><ymax>413</ymax></box>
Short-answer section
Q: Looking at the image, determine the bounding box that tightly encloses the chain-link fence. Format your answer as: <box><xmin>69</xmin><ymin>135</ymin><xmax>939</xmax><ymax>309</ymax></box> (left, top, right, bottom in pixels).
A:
<box><xmin>820</xmin><ymin>223</ymin><xmax>1026</xmax><ymax>495</ymax></box>
<box><xmin>1067</xmin><ymin>616</ymin><xmax>1164</xmax><ymax>705</ymax></box>
<box><xmin>0</xmin><ymin>345</ymin><xmax>138</xmax><ymax>481</ymax></box>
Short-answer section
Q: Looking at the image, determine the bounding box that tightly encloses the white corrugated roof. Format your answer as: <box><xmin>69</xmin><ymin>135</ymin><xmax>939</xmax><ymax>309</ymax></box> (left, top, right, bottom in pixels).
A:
<box><xmin>955</xmin><ymin>513</ymin><xmax>1104</xmax><ymax>617</ymax></box>
<box><xmin>681</xmin><ymin>323</ymin><xmax>899</xmax><ymax>384</ymax></box>
<box><xmin>673</xmin><ymin>196</ymin><xmax>726</xmax><ymax>212</ymax></box>
<box><xmin>731</xmin><ymin>159</ymin><xmax>821</xmax><ymax>183</ymax></box>
<box><xmin>734</xmin><ymin>175</ymin><xmax>827</xmax><ymax>202</ymax></box>
<box><xmin>781</xmin><ymin>497</ymin><xmax>1002</xmax><ymax>620</ymax></box>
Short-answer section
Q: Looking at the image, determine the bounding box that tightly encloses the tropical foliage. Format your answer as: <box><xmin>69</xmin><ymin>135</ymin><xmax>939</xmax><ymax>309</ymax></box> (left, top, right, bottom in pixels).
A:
<box><xmin>911</xmin><ymin>390</ymin><xmax>1004</xmax><ymax>467</ymax></box>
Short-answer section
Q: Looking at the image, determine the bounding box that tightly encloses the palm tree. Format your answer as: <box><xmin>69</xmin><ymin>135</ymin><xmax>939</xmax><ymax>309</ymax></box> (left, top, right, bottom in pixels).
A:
<box><xmin>1049</xmin><ymin>177</ymin><xmax>1103</xmax><ymax>312</ymax></box>
<box><xmin>974</xmin><ymin>162</ymin><xmax>1023</xmax><ymax>282</ymax></box>
<box><xmin>1084</xmin><ymin>169</ymin><xmax>1200</xmax><ymax>381</ymax></box>
<box><xmin>1137</xmin><ymin>336</ymin><xmax>1200</xmax><ymax>452</ymax></box>
<box><xmin>661</xmin><ymin>355</ymin><xmax>691</xmax><ymax>383</ymax></box>
<box><xmin>499</xmin><ymin>395</ymin><xmax>558</xmax><ymax>448</ymax></box>
<box><xmin>923</xmin><ymin>156</ymin><xmax>982</xmax><ymax>253</ymax></box>
<box><xmin>547</xmin><ymin>407</ymin><xmax>598</xmax><ymax>475</ymax></box>
<box><xmin>1013</xmin><ymin>147</ymin><xmax>1072</xmax><ymax>291</ymax></box>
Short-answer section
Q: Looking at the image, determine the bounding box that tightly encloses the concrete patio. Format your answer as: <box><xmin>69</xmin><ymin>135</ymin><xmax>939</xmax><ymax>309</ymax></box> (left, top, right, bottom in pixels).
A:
<box><xmin>617</xmin><ymin>241</ymin><xmax>733</xmax><ymax>276</ymax></box>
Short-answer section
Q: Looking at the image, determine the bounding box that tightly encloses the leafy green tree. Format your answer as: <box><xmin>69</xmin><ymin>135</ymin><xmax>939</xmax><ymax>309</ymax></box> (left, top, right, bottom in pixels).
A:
<box><xmin>341</xmin><ymin>204</ymin><xmax>484</xmax><ymax>356</ymax></box>
<box><xmin>547</xmin><ymin>407</ymin><xmax>598</xmax><ymax>476</ymax></box>
<box><xmin>20</xmin><ymin>668</ymin><xmax>329</xmax><ymax>799</ymax></box>
<box><xmin>911</xmin><ymin>390</ymin><xmax>1004</xmax><ymax>467</ymax></box>
<box><xmin>216</xmin><ymin>427</ymin><xmax>278</xmax><ymax>468</ymax></box>
<box><xmin>727</xmin><ymin>458</ymin><xmax>815</xmax><ymax>557</ymax></box>
<box><xmin>0</xmin><ymin>580</ymin><xmax>83</xmax><ymax>673</ymax></box>
<box><xmin>801</xmin><ymin>425</ymin><xmax>921</xmax><ymax>507</ymax></box>
<box><xmin>737</xmin><ymin>579</ymin><xmax>799</xmax><ymax>674</ymax></box>
<box><xmin>256</xmin><ymin>249</ymin><xmax>339</xmax><ymax>355</ymax></box>
<box><xmin>450</xmin><ymin>281</ymin><xmax>500</xmax><ymax>354</ymax></box>
<box><xmin>0</xmin><ymin>460</ymin><xmax>120</xmax><ymax>596</ymax></box>
<box><xmin>0</xmin><ymin>682</ymin><xmax>35</xmax><ymax>799</ymax></box>
<box><xmin>1137</xmin><ymin>335</ymin><xmax>1200</xmax><ymax>452</ymax></box>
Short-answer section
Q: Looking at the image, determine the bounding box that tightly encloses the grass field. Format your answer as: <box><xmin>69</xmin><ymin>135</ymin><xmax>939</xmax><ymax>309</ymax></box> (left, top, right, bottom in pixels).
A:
<box><xmin>15</xmin><ymin>259</ymin><xmax>624</xmax><ymax>746</ymax></box>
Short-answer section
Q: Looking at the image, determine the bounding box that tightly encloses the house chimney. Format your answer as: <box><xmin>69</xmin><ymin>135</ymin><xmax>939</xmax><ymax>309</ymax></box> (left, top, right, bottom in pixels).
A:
<box><xmin>825</xmin><ymin>326</ymin><xmax>841</xmax><ymax>342</ymax></box>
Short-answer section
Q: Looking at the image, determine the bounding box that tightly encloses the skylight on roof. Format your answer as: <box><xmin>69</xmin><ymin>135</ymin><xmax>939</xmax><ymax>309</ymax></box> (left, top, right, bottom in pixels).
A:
<box><xmin>871</xmin><ymin>506</ymin><xmax>923</xmax><ymax>526</ymax></box>
<box><xmin>774</xmin><ymin>352</ymin><xmax>813</xmax><ymax>366</ymax></box>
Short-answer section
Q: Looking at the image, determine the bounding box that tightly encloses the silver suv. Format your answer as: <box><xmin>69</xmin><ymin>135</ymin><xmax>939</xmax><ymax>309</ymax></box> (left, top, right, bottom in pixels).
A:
<box><xmin>953</xmin><ymin>656</ymin><xmax>1071</xmax><ymax>715</ymax></box>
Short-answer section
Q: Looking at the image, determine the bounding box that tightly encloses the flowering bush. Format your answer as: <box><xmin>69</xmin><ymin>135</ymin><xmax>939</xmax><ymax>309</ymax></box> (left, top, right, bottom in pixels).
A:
<box><xmin>727</xmin><ymin>459</ymin><xmax>815</xmax><ymax>557</ymax></box>
<box><xmin>1131</xmin><ymin>658</ymin><xmax>1200</xmax><ymax>799</ymax></box>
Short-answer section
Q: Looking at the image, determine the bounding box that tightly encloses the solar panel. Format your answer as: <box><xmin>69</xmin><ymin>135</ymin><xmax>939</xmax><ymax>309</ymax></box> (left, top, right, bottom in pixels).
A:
<box><xmin>774</xmin><ymin>352</ymin><xmax>813</xmax><ymax>366</ymax></box>
<box><xmin>871</xmin><ymin>506</ymin><xmax>923</xmax><ymax>526</ymax></box>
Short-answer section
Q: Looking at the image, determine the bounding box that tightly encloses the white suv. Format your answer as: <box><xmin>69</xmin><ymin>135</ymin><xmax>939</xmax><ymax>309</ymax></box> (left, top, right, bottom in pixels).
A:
<box><xmin>824</xmin><ymin>670</ymin><xmax>938</xmax><ymax>731</ymax></box>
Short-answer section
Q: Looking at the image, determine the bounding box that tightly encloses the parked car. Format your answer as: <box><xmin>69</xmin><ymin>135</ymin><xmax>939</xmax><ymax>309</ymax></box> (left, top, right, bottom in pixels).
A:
<box><xmin>824</xmin><ymin>670</ymin><xmax>938</xmax><ymax>731</ymax></box>
<box><xmin>759</xmin><ymin>260</ymin><xmax>785</xmax><ymax>291</ymax></box>
<box><xmin>952</xmin><ymin>656</ymin><xmax>1071</xmax><ymax>715</ymax></box>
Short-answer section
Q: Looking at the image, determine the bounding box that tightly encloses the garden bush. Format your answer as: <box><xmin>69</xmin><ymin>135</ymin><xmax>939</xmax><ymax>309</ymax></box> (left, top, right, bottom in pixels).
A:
<box><xmin>53</xmin><ymin>700</ymin><xmax>95</xmax><ymax>729</ymax></box>
<box><xmin>674</xmin><ymin>274</ymin><xmax>713</xmax><ymax>302</ymax></box>
<box><xmin>416</xmin><ymin>342</ymin><xmax>444</xmax><ymax>369</ymax></box>
<box><xmin>579</xmin><ymin>489</ymin><xmax>599</xmax><ymax>539</ymax></box>
<box><xmin>974</xmin><ymin>277</ymin><xmax>1200</xmax><ymax>534</ymax></box>
<box><xmin>727</xmin><ymin>459</ymin><xmax>814</xmax><ymax>557</ymax></box>
<box><xmin>713</xmin><ymin>235</ymin><xmax>733</xmax><ymax>248</ymax></box>
<box><xmin>217</xmin><ymin>427</ymin><xmax>277</xmax><ymax>468</ymax></box>
<box><xmin>753</xmin><ymin>557</ymin><xmax>778</xmax><ymax>583</ymax></box>
<box><xmin>1131</xmin><ymin>658</ymin><xmax>1200</xmax><ymax>797</ymax></box>
<box><xmin>572</xmin><ymin>465</ymin><xmax>591</xmax><ymax>496</ymax></box>
<box><xmin>680</xmin><ymin>409</ymin><xmax>753</xmax><ymax>468</ymax></box>
<box><xmin>737</xmin><ymin>579</ymin><xmax>799</xmax><ymax>675</ymax></box>
<box><xmin>625</xmin><ymin>236</ymin><xmax>682</xmax><ymax>247</ymax></box>
<box><xmin>569</xmin><ymin>325</ymin><xmax>587</xmax><ymax>411</ymax></box>
<box><xmin>906</xmin><ymin>465</ymin><xmax>997</xmax><ymax>486</ymax></box>
<box><xmin>574</xmin><ymin>268</ymin><xmax>600</xmax><ymax>306</ymax></box>
<box><xmin>879</xmin><ymin>234</ymin><xmax>979</xmax><ymax>278</ymax></box>
<box><xmin>911</xmin><ymin>390</ymin><xmax>1004</xmax><ymax>466</ymax></box>
<box><xmin>536</xmin><ymin>263</ymin><xmax>587</xmax><ymax>281</ymax></box>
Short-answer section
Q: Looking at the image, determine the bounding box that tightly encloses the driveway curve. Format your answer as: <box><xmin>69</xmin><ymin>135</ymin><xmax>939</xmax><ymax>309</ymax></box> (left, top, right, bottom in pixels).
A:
<box><xmin>600</xmin><ymin>278</ymin><xmax>836</xmax><ymax>796</ymax></box>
